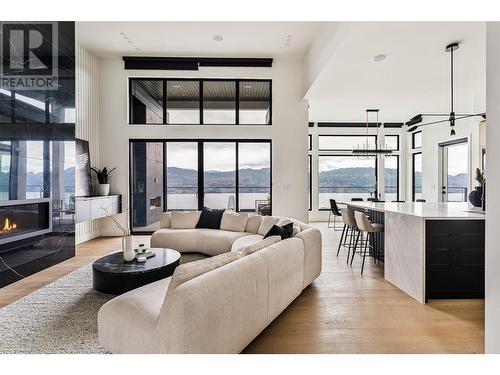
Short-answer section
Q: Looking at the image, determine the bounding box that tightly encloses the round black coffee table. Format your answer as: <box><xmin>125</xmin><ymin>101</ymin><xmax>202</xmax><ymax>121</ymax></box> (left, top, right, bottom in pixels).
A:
<box><xmin>92</xmin><ymin>248</ymin><xmax>180</xmax><ymax>295</ymax></box>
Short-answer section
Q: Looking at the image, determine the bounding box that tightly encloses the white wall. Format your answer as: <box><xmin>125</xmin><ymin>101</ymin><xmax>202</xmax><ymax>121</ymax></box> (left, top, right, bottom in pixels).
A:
<box><xmin>97</xmin><ymin>58</ymin><xmax>309</xmax><ymax>235</ymax></box>
<box><xmin>75</xmin><ymin>44</ymin><xmax>101</xmax><ymax>244</ymax></box>
<box><xmin>485</xmin><ymin>21</ymin><xmax>500</xmax><ymax>354</ymax></box>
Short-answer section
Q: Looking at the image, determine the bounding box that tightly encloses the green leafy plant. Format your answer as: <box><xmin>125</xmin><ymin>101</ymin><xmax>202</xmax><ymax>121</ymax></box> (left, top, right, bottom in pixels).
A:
<box><xmin>90</xmin><ymin>166</ymin><xmax>116</xmax><ymax>184</ymax></box>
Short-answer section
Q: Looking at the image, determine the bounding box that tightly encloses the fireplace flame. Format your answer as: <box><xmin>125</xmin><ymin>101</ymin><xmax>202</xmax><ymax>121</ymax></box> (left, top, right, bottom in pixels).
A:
<box><xmin>0</xmin><ymin>218</ymin><xmax>17</xmax><ymax>234</ymax></box>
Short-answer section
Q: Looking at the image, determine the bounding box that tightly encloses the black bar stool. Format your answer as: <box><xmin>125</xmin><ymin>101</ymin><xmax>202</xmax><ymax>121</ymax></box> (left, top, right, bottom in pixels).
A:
<box><xmin>328</xmin><ymin>199</ymin><xmax>342</xmax><ymax>230</ymax></box>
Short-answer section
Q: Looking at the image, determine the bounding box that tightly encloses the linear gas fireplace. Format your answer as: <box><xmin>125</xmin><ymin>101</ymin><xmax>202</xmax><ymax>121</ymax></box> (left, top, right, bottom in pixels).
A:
<box><xmin>0</xmin><ymin>199</ymin><xmax>52</xmax><ymax>246</ymax></box>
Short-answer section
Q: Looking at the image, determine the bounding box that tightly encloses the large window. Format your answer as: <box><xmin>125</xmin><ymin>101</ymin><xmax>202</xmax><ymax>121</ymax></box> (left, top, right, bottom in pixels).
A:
<box><xmin>308</xmin><ymin>154</ymin><xmax>312</xmax><ymax>211</ymax></box>
<box><xmin>384</xmin><ymin>135</ymin><xmax>399</xmax><ymax>151</ymax></box>
<box><xmin>129</xmin><ymin>79</ymin><xmax>271</xmax><ymax>125</ymax></box>
<box><xmin>239</xmin><ymin>81</ymin><xmax>271</xmax><ymax>124</ymax></box>
<box><xmin>166</xmin><ymin>142</ymin><xmax>198</xmax><ymax>210</ymax></box>
<box><xmin>413</xmin><ymin>152</ymin><xmax>423</xmax><ymax>201</ymax></box>
<box><xmin>203</xmin><ymin>81</ymin><xmax>236</xmax><ymax>124</ymax></box>
<box><xmin>412</xmin><ymin>131</ymin><xmax>422</xmax><ymax>149</ymax></box>
<box><xmin>166</xmin><ymin>80</ymin><xmax>200</xmax><ymax>124</ymax></box>
<box><xmin>130</xmin><ymin>139</ymin><xmax>272</xmax><ymax>233</ymax></box>
<box><xmin>238</xmin><ymin>143</ymin><xmax>271</xmax><ymax>212</ymax></box>
<box><xmin>384</xmin><ymin>155</ymin><xmax>399</xmax><ymax>202</ymax></box>
<box><xmin>204</xmin><ymin>142</ymin><xmax>236</xmax><ymax>208</ymax></box>
<box><xmin>129</xmin><ymin>79</ymin><xmax>164</xmax><ymax>124</ymax></box>
<box><xmin>318</xmin><ymin>155</ymin><xmax>376</xmax><ymax>209</ymax></box>
<box><xmin>318</xmin><ymin>135</ymin><xmax>376</xmax><ymax>151</ymax></box>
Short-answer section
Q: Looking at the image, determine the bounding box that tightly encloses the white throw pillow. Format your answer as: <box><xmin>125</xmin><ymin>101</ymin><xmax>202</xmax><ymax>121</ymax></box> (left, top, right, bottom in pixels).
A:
<box><xmin>245</xmin><ymin>215</ymin><xmax>263</xmax><ymax>234</ymax></box>
<box><xmin>257</xmin><ymin>216</ymin><xmax>280</xmax><ymax>236</ymax></box>
<box><xmin>160</xmin><ymin>212</ymin><xmax>172</xmax><ymax>228</ymax></box>
<box><xmin>170</xmin><ymin>211</ymin><xmax>201</xmax><ymax>229</ymax></box>
<box><xmin>277</xmin><ymin>218</ymin><xmax>301</xmax><ymax>236</ymax></box>
<box><xmin>220</xmin><ymin>211</ymin><xmax>249</xmax><ymax>232</ymax></box>
<box><xmin>168</xmin><ymin>252</ymin><xmax>241</xmax><ymax>291</ymax></box>
<box><xmin>241</xmin><ymin>235</ymin><xmax>281</xmax><ymax>256</ymax></box>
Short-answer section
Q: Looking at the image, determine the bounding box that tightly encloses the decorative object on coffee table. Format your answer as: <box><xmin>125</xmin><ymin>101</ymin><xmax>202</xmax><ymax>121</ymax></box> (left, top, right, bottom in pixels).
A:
<box><xmin>468</xmin><ymin>168</ymin><xmax>485</xmax><ymax>207</ymax></box>
<box><xmin>91</xmin><ymin>166</ymin><xmax>116</xmax><ymax>196</ymax></box>
<box><xmin>104</xmin><ymin>205</ymin><xmax>133</xmax><ymax>262</ymax></box>
<box><xmin>92</xmin><ymin>248</ymin><xmax>180</xmax><ymax>295</ymax></box>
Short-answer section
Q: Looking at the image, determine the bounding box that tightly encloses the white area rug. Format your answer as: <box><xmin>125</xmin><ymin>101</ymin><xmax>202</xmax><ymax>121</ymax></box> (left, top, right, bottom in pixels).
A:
<box><xmin>0</xmin><ymin>264</ymin><xmax>112</xmax><ymax>354</ymax></box>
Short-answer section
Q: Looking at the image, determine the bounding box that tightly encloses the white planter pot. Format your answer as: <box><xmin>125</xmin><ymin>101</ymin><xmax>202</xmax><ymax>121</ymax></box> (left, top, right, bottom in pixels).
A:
<box><xmin>97</xmin><ymin>184</ymin><xmax>110</xmax><ymax>196</ymax></box>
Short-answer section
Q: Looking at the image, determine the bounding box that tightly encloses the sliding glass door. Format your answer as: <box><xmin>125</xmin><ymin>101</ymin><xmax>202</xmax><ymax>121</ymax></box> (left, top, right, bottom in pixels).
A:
<box><xmin>130</xmin><ymin>140</ymin><xmax>272</xmax><ymax>233</ymax></box>
<box><xmin>238</xmin><ymin>142</ymin><xmax>271</xmax><ymax>213</ymax></box>
<box><xmin>166</xmin><ymin>142</ymin><xmax>198</xmax><ymax>210</ymax></box>
<box><xmin>203</xmin><ymin>142</ymin><xmax>236</xmax><ymax>209</ymax></box>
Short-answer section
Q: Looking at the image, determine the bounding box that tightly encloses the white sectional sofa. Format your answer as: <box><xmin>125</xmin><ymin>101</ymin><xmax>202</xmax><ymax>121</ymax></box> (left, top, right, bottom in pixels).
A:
<box><xmin>97</xmin><ymin>211</ymin><xmax>322</xmax><ymax>354</ymax></box>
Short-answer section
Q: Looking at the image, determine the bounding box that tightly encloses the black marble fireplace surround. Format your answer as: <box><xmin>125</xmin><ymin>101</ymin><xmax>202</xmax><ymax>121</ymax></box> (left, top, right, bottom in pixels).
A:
<box><xmin>0</xmin><ymin>22</ymin><xmax>76</xmax><ymax>288</ymax></box>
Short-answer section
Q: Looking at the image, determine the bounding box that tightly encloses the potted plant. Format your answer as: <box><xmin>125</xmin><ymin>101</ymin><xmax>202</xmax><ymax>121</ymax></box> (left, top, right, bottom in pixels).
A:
<box><xmin>91</xmin><ymin>166</ymin><xmax>116</xmax><ymax>196</ymax></box>
<box><xmin>468</xmin><ymin>168</ymin><xmax>485</xmax><ymax>207</ymax></box>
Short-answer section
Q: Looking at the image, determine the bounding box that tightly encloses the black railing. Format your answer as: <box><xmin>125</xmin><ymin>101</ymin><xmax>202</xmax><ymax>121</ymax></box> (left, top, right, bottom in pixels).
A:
<box><xmin>447</xmin><ymin>186</ymin><xmax>468</xmax><ymax>202</ymax></box>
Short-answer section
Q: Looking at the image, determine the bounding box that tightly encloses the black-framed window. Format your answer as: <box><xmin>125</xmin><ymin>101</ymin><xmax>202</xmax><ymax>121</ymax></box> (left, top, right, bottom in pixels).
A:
<box><xmin>239</xmin><ymin>81</ymin><xmax>271</xmax><ymax>125</ymax></box>
<box><xmin>129</xmin><ymin>78</ymin><xmax>271</xmax><ymax>125</ymax></box>
<box><xmin>129</xmin><ymin>139</ymin><xmax>272</xmax><ymax>234</ymax></box>
<box><xmin>318</xmin><ymin>135</ymin><xmax>377</xmax><ymax>151</ymax></box>
<box><xmin>166</xmin><ymin>80</ymin><xmax>200</xmax><ymax>124</ymax></box>
<box><xmin>308</xmin><ymin>154</ymin><xmax>312</xmax><ymax>211</ymax></box>
<box><xmin>412</xmin><ymin>152</ymin><xmax>423</xmax><ymax>201</ymax></box>
<box><xmin>384</xmin><ymin>135</ymin><xmax>399</xmax><ymax>151</ymax></box>
<box><xmin>318</xmin><ymin>155</ymin><xmax>377</xmax><ymax>209</ymax></box>
<box><xmin>203</xmin><ymin>81</ymin><xmax>236</xmax><ymax>124</ymax></box>
<box><xmin>129</xmin><ymin>79</ymin><xmax>164</xmax><ymax>124</ymax></box>
<box><xmin>412</xmin><ymin>131</ymin><xmax>422</xmax><ymax>149</ymax></box>
<box><xmin>384</xmin><ymin>155</ymin><xmax>399</xmax><ymax>202</ymax></box>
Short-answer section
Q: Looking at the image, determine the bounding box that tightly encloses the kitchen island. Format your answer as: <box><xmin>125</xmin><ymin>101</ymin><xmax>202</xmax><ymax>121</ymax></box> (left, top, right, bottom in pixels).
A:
<box><xmin>344</xmin><ymin>202</ymin><xmax>485</xmax><ymax>303</ymax></box>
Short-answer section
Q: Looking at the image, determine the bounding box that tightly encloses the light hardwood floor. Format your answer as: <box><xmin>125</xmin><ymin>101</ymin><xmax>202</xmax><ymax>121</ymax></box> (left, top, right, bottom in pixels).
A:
<box><xmin>0</xmin><ymin>223</ymin><xmax>485</xmax><ymax>354</ymax></box>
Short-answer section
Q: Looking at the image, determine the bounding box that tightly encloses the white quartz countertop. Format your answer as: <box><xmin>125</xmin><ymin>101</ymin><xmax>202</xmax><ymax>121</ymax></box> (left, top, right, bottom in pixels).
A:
<box><xmin>340</xmin><ymin>201</ymin><xmax>485</xmax><ymax>219</ymax></box>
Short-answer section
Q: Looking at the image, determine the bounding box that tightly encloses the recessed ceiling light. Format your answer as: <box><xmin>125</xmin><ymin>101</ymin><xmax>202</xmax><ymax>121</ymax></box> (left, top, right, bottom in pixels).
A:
<box><xmin>213</xmin><ymin>35</ymin><xmax>223</xmax><ymax>42</ymax></box>
<box><xmin>372</xmin><ymin>54</ymin><xmax>387</xmax><ymax>63</ymax></box>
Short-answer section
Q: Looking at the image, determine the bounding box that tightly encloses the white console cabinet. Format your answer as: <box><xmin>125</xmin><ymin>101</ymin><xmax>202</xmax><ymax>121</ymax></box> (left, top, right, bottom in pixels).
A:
<box><xmin>75</xmin><ymin>195</ymin><xmax>122</xmax><ymax>223</ymax></box>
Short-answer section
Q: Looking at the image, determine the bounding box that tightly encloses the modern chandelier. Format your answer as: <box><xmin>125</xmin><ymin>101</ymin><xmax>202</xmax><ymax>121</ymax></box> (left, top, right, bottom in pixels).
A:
<box><xmin>405</xmin><ymin>42</ymin><xmax>486</xmax><ymax>136</ymax></box>
<box><xmin>352</xmin><ymin>109</ymin><xmax>393</xmax><ymax>156</ymax></box>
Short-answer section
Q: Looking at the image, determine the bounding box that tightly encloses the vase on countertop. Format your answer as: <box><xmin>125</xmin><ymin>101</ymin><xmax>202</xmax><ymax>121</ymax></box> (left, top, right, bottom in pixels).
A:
<box><xmin>97</xmin><ymin>183</ymin><xmax>110</xmax><ymax>196</ymax></box>
<box><xmin>468</xmin><ymin>186</ymin><xmax>483</xmax><ymax>208</ymax></box>
<box><xmin>122</xmin><ymin>236</ymin><xmax>135</xmax><ymax>262</ymax></box>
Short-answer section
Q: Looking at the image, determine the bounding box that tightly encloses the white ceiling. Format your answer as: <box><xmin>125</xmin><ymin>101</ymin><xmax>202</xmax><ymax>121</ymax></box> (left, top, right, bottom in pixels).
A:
<box><xmin>306</xmin><ymin>22</ymin><xmax>486</xmax><ymax>122</ymax></box>
<box><xmin>76</xmin><ymin>22</ymin><xmax>323</xmax><ymax>60</ymax></box>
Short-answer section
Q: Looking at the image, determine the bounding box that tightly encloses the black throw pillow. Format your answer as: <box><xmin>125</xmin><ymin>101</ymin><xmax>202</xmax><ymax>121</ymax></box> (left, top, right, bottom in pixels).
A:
<box><xmin>264</xmin><ymin>222</ymin><xmax>294</xmax><ymax>240</ymax></box>
<box><xmin>196</xmin><ymin>207</ymin><xmax>225</xmax><ymax>229</ymax></box>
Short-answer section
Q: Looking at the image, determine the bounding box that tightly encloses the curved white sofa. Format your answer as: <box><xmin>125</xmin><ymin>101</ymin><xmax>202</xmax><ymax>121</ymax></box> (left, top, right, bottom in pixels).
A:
<box><xmin>98</xmin><ymin>211</ymin><xmax>322</xmax><ymax>354</ymax></box>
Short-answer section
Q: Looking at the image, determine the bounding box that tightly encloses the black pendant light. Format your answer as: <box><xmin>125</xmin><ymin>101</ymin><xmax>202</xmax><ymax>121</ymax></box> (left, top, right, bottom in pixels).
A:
<box><xmin>405</xmin><ymin>42</ymin><xmax>486</xmax><ymax>136</ymax></box>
